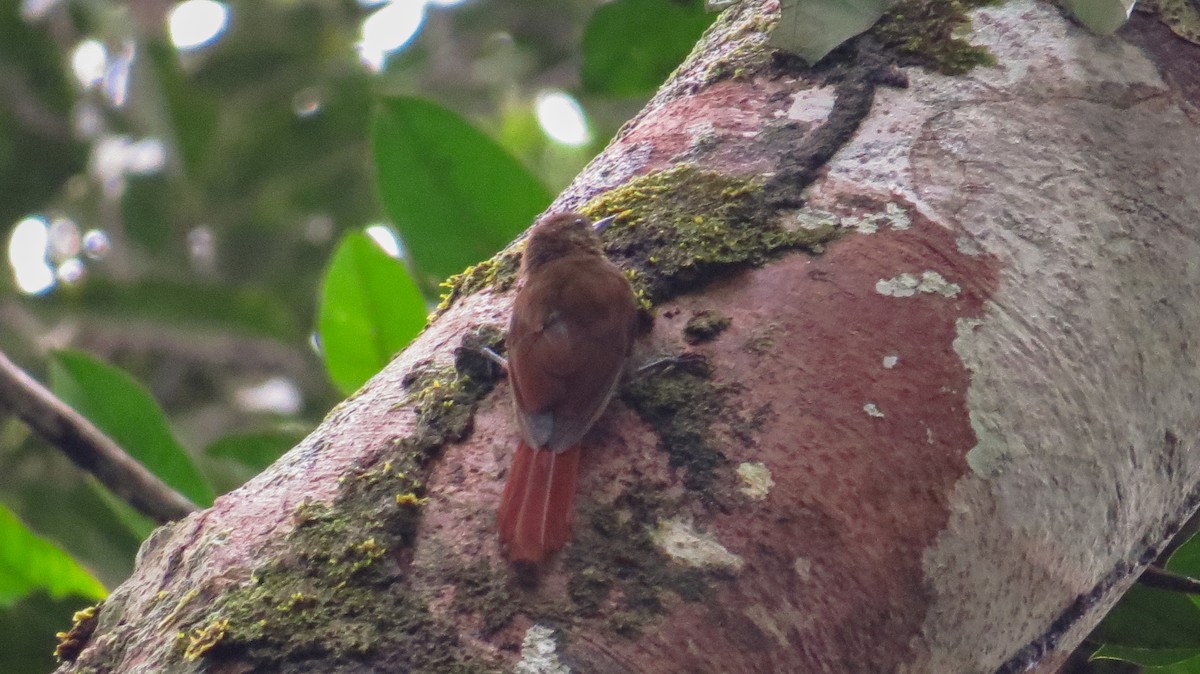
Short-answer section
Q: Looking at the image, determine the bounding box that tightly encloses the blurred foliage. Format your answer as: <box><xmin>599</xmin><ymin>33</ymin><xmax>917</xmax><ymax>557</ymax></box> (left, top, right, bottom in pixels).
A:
<box><xmin>1093</xmin><ymin>585</ymin><xmax>1200</xmax><ymax>651</ymax></box>
<box><xmin>0</xmin><ymin>1</ymin><xmax>87</xmax><ymax>228</ymax></box>
<box><xmin>0</xmin><ymin>503</ymin><xmax>105</xmax><ymax>607</ymax></box>
<box><xmin>0</xmin><ymin>0</ymin><xmax>698</xmax><ymax>670</ymax></box>
<box><xmin>204</xmin><ymin>428</ymin><xmax>310</xmax><ymax>479</ymax></box>
<box><xmin>0</xmin><ymin>593</ymin><xmax>90</xmax><ymax>674</ymax></box>
<box><xmin>582</xmin><ymin>0</ymin><xmax>715</xmax><ymax>96</ymax></box>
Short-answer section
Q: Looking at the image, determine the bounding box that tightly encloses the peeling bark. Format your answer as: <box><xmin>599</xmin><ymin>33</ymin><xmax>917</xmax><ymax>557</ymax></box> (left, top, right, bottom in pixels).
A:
<box><xmin>55</xmin><ymin>1</ymin><xmax>1200</xmax><ymax>673</ymax></box>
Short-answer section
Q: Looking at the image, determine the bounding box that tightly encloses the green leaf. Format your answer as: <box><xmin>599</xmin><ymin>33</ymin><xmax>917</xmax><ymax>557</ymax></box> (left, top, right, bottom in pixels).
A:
<box><xmin>0</xmin><ymin>463</ymin><xmax>146</xmax><ymax>587</ymax></box>
<box><xmin>1167</xmin><ymin>531</ymin><xmax>1200</xmax><ymax>578</ymax></box>
<box><xmin>582</xmin><ymin>0</ymin><xmax>717</xmax><ymax>96</ymax></box>
<box><xmin>49</xmin><ymin>350</ymin><xmax>214</xmax><ymax>507</ymax></box>
<box><xmin>1092</xmin><ymin>585</ymin><xmax>1200</xmax><ymax>650</ymax></box>
<box><xmin>1093</xmin><ymin>644</ymin><xmax>1200</xmax><ymax>668</ymax></box>
<box><xmin>372</xmin><ymin>96</ymin><xmax>551</xmax><ymax>282</ymax></box>
<box><xmin>0</xmin><ymin>503</ymin><xmax>105</xmax><ymax>607</ymax></box>
<box><xmin>205</xmin><ymin>430</ymin><xmax>307</xmax><ymax>473</ymax></box>
<box><xmin>768</xmin><ymin>0</ymin><xmax>893</xmax><ymax>64</ymax></box>
<box><xmin>1064</xmin><ymin>0</ymin><xmax>1136</xmax><ymax>34</ymax></box>
<box><xmin>1151</xmin><ymin>654</ymin><xmax>1200</xmax><ymax>673</ymax></box>
<box><xmin>317</xmin><ymin>232</ymin><xmax>428</xmax><ymax>394</ymax></box>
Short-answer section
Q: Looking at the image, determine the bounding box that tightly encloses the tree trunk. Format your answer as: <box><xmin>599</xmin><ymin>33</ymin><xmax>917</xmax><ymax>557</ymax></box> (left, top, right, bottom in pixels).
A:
<box><xmin>54</xmin><ymin>1</ymin><xmax>1200</xmax><ymax>672</ymax></box>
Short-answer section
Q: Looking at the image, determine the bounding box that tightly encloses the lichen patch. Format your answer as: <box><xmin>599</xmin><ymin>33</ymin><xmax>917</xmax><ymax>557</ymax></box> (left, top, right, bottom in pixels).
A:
<box><xmin>736</xmin><ymin>461</ymin><xmax>775</xmax><ymax>500</ymax></box>
<box><xmin>875</xmin><ymin>270</ymin><xmax>962</xmax><ymax>298</ymax></box>
<box><xmin>793</xmin><ymin>557</ymin><xmax>814</xmax><ymax>581</ymax></box>
<box><xmin>516</xmin><ymin>625</ymin><xmax>569</xmax><ymax>674</ymax></box>
<box><xmin>844</xmin><ymin>201</ymin><xmax>912</xmax><ymax>234</ymax></box>
<box><xmin>650</xmin><ymin>518</ymin><xmax>746</xmax><ymax>572</ymax></box>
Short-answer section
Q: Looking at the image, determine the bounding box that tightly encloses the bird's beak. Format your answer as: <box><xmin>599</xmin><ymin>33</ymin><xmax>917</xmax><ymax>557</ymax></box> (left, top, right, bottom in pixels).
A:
<box><xmin>593</xmin><ymin>215</ymin><xmax>618</xmax><ymax>232</ymax></box>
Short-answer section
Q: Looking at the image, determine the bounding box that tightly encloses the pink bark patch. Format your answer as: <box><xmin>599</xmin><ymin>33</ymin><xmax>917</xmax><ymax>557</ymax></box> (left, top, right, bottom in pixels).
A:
<box><xmin>563</xmin><ymin>202</ymin><xmax>1001</xmax><ymax>672</ymax></box>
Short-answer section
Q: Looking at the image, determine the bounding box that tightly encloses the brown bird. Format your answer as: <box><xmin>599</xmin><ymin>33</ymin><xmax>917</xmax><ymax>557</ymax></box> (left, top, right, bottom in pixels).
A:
<box><xmin>497</xmin><ymin>212</ymin><xmax>638</xmax><ymax>564</ymax></box>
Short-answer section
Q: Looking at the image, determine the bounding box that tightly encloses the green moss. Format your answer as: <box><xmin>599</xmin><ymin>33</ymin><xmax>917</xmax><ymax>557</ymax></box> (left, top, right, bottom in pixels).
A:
<box><xmin>175</xmin><ymin>492</ymin><xmax>495</xmax><ymax>672</ymax></box>
<box><xmin>697</xmin><ymin>1</ymin><xmax>779</xmax><ymax>84</ymax></box>
<box><xmin>432</xmin><ymin>165</ymin><xmax>840</xmax><ymax>314</ymax></box>
<box><xmin>395</xmin><ymin>363</ymin><xmax>480</xmax><ymax>462</ymax></box>
<box><xmin>703</xmin><ymin>40</ymin><xmax>773</xmax><ymax>85</ymax></box>
<box><xmin>434</xmin><ymin>247</ymin><xmax>522</xmax><ymax>316</ymax></box>
<box><xmin>564</xmin><ymin>499</ymin><xmax>712</xmax><ymax>637</ymax></box>
<box><xmin>742</xmin><ymin>321</ymin><xmax>780</xmax><ymax>357</ymax></box>
<box><xmin>870</xmin><ymin>0</ymin><xmax>1001</xmax><ymax>75</ymax></box>
<box><xmin>169</xmin><ymin>330</ymin><xmax>505</xmax><ymax>673</ymax></box>
<box><xmin>582</xmin><ymin>165</ymin><xmax>838</xmax><ymax>304</ymax></box>
<box><xmin>447</xmin><ymin>561</ymin><xmax>517</xmax><ymax>636</ymax></box>
<box><xmin>620</xmin><ymin>355</ymin><xmax>727</xmax><ymax>492</ymax></box>
<box><xmin>393</xmin><ymin>324</ymin><xmax>505</xmax><ymax>466</ymax></box>
<box><xmin>683</xmin><ymin>311</ymin><xmax>732</xmax><ymax>345</ymax></box>
<box><xmin>567</xmin><ymin>565</ymin><xmax>611</xmax><ymax>614</ymax></box>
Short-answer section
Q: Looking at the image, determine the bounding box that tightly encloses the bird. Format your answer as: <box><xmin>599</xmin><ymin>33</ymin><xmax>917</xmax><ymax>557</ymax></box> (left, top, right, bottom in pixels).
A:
<box><xmin>496</xmin><ymin>212</ymin><xmax>639</xmax><ymax>564</ymax></box>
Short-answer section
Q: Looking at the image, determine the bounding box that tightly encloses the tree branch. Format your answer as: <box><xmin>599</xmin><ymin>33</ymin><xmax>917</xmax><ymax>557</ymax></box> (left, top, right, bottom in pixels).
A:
<box><xmin>0</xmin><ymin>349</ymin><xmax>197</xmax><ymax>523</ymax></box>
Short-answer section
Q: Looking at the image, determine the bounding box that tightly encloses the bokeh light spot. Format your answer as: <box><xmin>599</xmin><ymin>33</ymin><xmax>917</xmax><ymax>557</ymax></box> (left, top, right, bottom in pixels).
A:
<box><xmin>20</xmin><ymin>0</ymin><xmax>60</xmax><ymax>22</ymax></box>
<box><xmin>357</xmin><ymin>1</ymin><xmax>426</xmax><ymax>73</ymax></box>
<box><xmin>48</xmin><ymin>217</ymin><xmax>81</xmax><ymax>260</ymax></box>
<box><xmin>103</xmin><ymin>41</ymin><xmax>135</xmax><ymax>107</ymax></box>
<box><xmin>535</xmin><ymin>90</ymin><xmax>592</xmax><ymax>147</ymax></box>
<box><xmin>168</xmin><ymin>0</ymin><xmax>230</xmax><ymax>51</ymax></box>
<box><xmin>235</xmin><ymin>376</ymin><xmax>303</xmax><ymax>416</ymax></box>
<box><xmin>57</xmin><ymin>258</ymin><xmax>85</xmax><ymax>285</ymax></box>
<box><xmin>365</xmin><ymin>224</ymin><xmax>403</xmax><ymax>258</ymax></box>
<box><xmin>71</xmin><ymin>39</ymin><xmax>107</xmax><ymax>89</ymax></box>
<box><xmin>82</xmin><ymin>229</ymin><xmax>111</xmax><ymax>260</ymax></box>
<box><xmin>8</xmin><ymin>216</ymin><xmax>56</xmax><ymax>295</ymax></box>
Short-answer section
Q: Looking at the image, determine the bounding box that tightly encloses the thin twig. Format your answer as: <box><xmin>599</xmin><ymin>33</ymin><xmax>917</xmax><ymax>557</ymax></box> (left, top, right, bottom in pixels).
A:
<box><xmin>1138</xmin><ymin>565</ymin><xmax>1200</xmax><ymax>595</ymax></box>
<box><xmin>0</xmin><ymin>349</ymin><xmax>198</xmax><ymax>523</ymax></box>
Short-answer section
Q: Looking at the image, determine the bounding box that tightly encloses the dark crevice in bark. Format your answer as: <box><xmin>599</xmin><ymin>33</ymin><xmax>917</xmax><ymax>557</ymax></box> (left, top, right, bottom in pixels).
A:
<box><xmin>765</xmin><ymin>40</ymin><xmax>909</xmax><ymax>208</ymax></box>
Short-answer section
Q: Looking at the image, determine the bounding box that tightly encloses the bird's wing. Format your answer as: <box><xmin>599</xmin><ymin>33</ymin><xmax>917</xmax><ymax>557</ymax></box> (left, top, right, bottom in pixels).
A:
<box><xmin>508</xmin><ymin>256</ymin><xmax>635</xmax><ymax>451</ymax></box>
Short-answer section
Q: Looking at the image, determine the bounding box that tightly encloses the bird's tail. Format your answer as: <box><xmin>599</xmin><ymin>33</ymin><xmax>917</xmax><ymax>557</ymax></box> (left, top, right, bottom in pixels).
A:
<box><xmin>497</xmin><ymin>439</ymin><xmax>581</xmax><ymax>563</ymax></box>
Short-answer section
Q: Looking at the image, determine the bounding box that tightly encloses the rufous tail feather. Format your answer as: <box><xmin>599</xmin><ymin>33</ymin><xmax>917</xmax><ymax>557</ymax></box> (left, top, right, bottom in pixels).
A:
<box><xmin>497</xmin><ymin>440</ymin><xmax>581</xmax><ymax>563</ymax></box>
